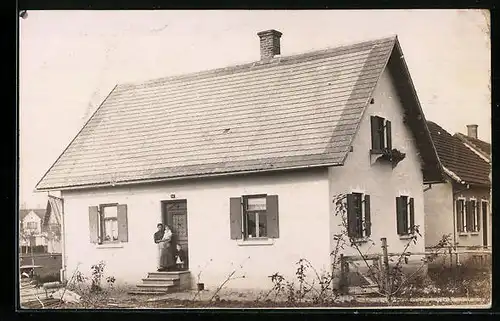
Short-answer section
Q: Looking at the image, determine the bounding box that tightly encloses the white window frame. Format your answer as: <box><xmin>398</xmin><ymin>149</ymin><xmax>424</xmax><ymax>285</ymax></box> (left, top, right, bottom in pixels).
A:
<box><xmin>398</xmin><ymin>193</ymin><xmax>415</xmax><ymax>236</ymax></box>
<box><xmin>456</xmin><ymin>197</ymin><xmax>466</xmax><ymax>233</ymax></box>
<box><xmin>469</xmin><ymin>198</ymin><xmax>478</xmax><ymax>233</ymax></box>
<box><xmin>99</xmin><ymin>203</ymin><xmax>119</xmax><ymax>244</ymax></box>
<box><xmin>242</xmin><ymin>195</ymin><xmax>268</xmax><ymax>240</ymax></box>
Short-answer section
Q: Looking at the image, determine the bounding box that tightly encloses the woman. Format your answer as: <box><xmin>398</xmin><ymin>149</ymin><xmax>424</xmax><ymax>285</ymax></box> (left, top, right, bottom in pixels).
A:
<box><xmin>153</xmin><ymin>223</ymin><xmax>172</xmax><ymax>272</ymax></box>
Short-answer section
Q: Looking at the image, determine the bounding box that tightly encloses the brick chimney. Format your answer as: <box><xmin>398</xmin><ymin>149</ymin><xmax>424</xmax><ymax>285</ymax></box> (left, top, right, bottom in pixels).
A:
<box><xmin>466</xmin><ymin>124</ymin><xmax>478</xmax><ymax>139</ymax></box>
<box><xmin>257</xmin><ymin>29</ymin><xmax>282</xmax><ymax>60</ymax></box>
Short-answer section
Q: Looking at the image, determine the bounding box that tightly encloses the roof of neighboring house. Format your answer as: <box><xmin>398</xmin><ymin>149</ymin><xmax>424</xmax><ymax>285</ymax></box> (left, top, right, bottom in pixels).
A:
<box><xmin>43</xmin><ymin>197</ymin><xmax>62</xmax><ymax>227</ymax></box>
<box><xmin>454</xmin><ymin>132</ymin><xmax>491</xmax><ymax>161</ymax></box>
<box><xmin>427</xmin><ymin>121</ymin><xmax>490</xmax><ymax>186</ymax></box>
<box><xmin>36</xmin><ymin>35</ymin><xmax>443</xmax><ymax>191</ymax></box>
<box><xmin>19</xmin><ymin>209</ymin><xmax>45</xmax><ymax>222</ymax></box>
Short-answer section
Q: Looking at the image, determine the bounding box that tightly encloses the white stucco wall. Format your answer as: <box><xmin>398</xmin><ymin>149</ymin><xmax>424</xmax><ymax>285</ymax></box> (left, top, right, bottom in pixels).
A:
<box><xmin>328</xmin><ymin>68</ymin><xmax>427</xmax><ymax>266</ymax></box>
<box><xmin>61</xmin><ymin>169</ymin><xmax>330</xmax><ymax>289</ymax></box>
<box><xmin>424</xmin><ymin>181</ymin><xmax>454</xmax><ymax>247</ymax></box>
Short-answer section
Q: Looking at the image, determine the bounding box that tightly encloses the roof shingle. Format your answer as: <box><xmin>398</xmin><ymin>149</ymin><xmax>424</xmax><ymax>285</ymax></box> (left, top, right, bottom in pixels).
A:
<box><xmin>36</xmin><ymin>37</ymin><xmax>399</xmax><ymax>190</ymax></box>
<box><xmin>427</xmin><ymin>121</ymin><xmax>490</xmax><ymax>186</ymax></box>
<box><xmin>454</xmin><ymin>132</ymin><xmax>491</xmax><ymax>161</ymax></box>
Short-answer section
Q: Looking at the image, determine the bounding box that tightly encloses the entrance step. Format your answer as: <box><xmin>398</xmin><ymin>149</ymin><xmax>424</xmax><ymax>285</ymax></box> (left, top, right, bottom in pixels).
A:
<box><xmin>129</xmin><ymin>270</ymin><xmax>191</xmax><ymax>296</ymax></box>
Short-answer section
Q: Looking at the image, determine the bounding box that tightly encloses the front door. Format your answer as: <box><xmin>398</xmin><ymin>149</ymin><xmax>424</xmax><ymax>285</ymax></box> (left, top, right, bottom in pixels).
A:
<box><xmin>162</xmin><ymin>200</ymin><xmax>189</xmax><ymax>269</ymax></box>
<box><xmin>482</xmin><ymin>201</ymin><xmax>488</xmax><ymax>247</ymax></box>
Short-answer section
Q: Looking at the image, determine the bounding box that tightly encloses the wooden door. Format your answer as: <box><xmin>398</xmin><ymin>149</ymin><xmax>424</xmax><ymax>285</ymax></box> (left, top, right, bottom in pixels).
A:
<box><xmin>162</xmin><ymin>200</ymin><xmax>189</xmax><ymax>269</ymax></box>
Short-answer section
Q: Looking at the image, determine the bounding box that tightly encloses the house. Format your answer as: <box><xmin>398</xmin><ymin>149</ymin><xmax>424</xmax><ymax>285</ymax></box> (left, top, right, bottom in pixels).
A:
<box><xmin>19</xmin><ymin>209</ymin><xmax>47</xmax><ymax>254</ymax></box>
<box><xmin>35</xmin><ymin>30</ymin><xmax>443</xmax><ymax>290</ymax></box>
<box><xmin>424</xmin><ymin>121</ymin><xmax>491</xmax><ymax>257</ymax></box>
<box><xmin>42</xmin><ymin>196</ymin><xmax>63</xmax><ymax>254</ymax></box>
<box><xmin>20</xmin><ymin>205</ymin><xmax>62</xmax><ymax>254</ymax></box>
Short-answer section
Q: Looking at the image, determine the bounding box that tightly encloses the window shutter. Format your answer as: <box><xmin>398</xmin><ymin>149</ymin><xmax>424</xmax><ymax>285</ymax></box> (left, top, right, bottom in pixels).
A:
<box><xmin>371</xmin><ymin>116</ymin><xmax>381</xmax><ymax>151</ymax></box>
<box><xmin>476</xmin><ymin>202</ymin><xmax>481</xmax><ymax>231</ymax></box>
<box><xmin>385</xmin><ymin>120</ymin><xmax>392</xmax><ymax>150</ymax></box>
<box><xmin>89</xmin><ymin>206</ymin><xmax>99</xmax><ymax>244</ymax></box>
<box><xmin>456</xmin><ymin>200</ymin><xmax>463</xmax><ymax>232</ymax></box>
<box><xmin>465</xmin><ymin>201</ymin><xmax>472</xmax><ymax>232</ymax></box>
<box><xmin>409</xmin><ymin>198</ymin><xmax>415</xmax><ymax>234</ymax></box>
<box><xmin>396</xmin><ymin>197</ymin><xmax>407</xmax><ymax>235</ymax></box>
<box><xmin>364</xmin><ymin>195</ymin><xmax>371</xmax><ymax>237</ymax></box>
<box><xmin>266</xmin><ymin>195</ymin><xmax>280</xmax><ymax>238</ymax></box>
<box><xmin>346</xmin><ymin>194</ymin><xmax>357</xmax><ymax>238</ymax></box>
<box><xmin>117</xmin><ymin>204</ymin><xmax>128</xmax><ymax>242</ymax></box>
<box><xmin>230</xmin><ymin>197</ymin><xmax>243</xmax><ymax>240</ymax></box>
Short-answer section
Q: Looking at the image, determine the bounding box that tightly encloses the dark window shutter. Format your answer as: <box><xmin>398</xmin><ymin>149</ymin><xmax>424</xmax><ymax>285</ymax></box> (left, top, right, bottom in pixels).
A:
<box><xmin>371</xmin><ymin>116</ymin><xmax>381</xmax><ymax>151</ymax></box>
<box><xmin>117</xmin><ymin>204</ymin><xmax>128</xmax><ymax>242</ymax></box>
<box><xmin>476</xmin><ymin>202</ymin><xmax>481</xmax><ymax>231</ymax></box>
<box><xmin>456</xmin><ymin>200</ymin><xmax>463</xmax><ymax>232</ymax></box>
<box><xmin>364</xmin><ymin>195</ymin><xmax>371</xmax><ymax>237</ymax></box>
<box><xmin>386</xmin><ymin>120</ymin><xmax>392</xmax><ymax>150</ymax></box>
<box><xmin>89</xmin><ymin>206</ymin><xmax>99</xmax><ymax>244</ymax></box>
<box><xmin>409</xmin><ymin>198</ymin><xmax>415</xmax><ymax>234</ymax></box>
<box><xmin>396</xmin><ymin>197</ymin><xmax>407</xmax><ymax>235</ymax></box>
<box><xmin>266</xmin><ymin>195</ymin><xmax>280</xmax><ymax>238</ymax></box>
<box><xmin>230</xmin><ymin>197</ymin><xmax>242</xmax><ymax>240</ymax></box>
<box><xmin>465</xmin><ymin>201</ymin><xmax>472</xmax><ymax>232</ymax></box>
<box><xmin>346</xmin><ymin>194</ymin><xmax>357</xmax><ymax>238</ymax></box>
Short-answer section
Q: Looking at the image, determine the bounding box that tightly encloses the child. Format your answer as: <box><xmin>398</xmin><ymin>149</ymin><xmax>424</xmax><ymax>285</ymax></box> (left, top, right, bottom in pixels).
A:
<box><xmin>174</xmin><ymin>244</ymin><xmax>186</xmax><ymax>271</ymax></box>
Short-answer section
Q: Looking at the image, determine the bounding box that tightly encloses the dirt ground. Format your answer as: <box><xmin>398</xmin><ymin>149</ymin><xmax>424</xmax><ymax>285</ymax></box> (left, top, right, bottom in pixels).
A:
<box><xmin>21</xmin><ymin>286</ymin><xmax>490</xmax><ymax>309</ymax></box>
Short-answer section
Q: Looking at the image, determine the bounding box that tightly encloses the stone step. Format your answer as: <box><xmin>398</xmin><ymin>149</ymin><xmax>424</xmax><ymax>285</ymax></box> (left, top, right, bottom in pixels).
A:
<box><xmin>141</xmin><ymin>278</ymin><xmax>178</xmax><ymax>286</ymax></box>
<box><xmin>147</xmin><ymin>272</ymin><xmax>183</xmax><ymax>279</ymax></box>
<box><xmin>136</xmin><ymin>283</ymin><xmax>176</xmax><ymax>290</ymax></box>
<box><xmin>128</xmin><ymin>290</ymin><xmax>170</xmax><ymax>295</ymax></box>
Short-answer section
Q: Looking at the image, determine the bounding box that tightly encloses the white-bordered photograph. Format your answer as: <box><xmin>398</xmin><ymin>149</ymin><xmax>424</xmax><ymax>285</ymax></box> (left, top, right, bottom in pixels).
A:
<box><xmin>18</xmin><ymin>9</ymin><xmax>491</xmax><ymax>309</ymax></box>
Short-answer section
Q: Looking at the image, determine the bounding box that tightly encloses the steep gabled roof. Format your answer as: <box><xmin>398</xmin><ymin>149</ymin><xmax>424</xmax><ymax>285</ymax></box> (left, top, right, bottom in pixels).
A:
<box><xmin>20</xmin><ymin>209</ymin><xmax>45</xmax><ymax>222</ymax></box>
<box><xmin>454</xmin><ymin>132</ymin><xmax>491</xmax><ymax>162</ymax></box>
<box><xmin>36</xmin><ymin>35</ymin><xmax>443</xmax><ymax>191</ymax></box>
<box><xmin>427</xmin><ymin>121</ymin><xmax>490</xmax><ymax>186</ymax></box>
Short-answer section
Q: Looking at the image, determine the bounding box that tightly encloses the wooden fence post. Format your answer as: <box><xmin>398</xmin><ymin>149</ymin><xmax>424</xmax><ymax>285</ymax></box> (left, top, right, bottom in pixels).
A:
<box><xmin>339</xmin><ymin>254</ymin><xmax>348</xmax><ymax>294</ymax></box>
<box><xmin>381</xmin><ymin>237</ymin><xmax>390</xmax><ymax>301</ymax></box>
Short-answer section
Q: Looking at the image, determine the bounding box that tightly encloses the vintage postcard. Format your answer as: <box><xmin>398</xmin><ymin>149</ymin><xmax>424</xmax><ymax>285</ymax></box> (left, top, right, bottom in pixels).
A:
<box><xmin>18</xmin><ymin>9</ymin><xmax>491</xmax><ymax>309</ymax></box>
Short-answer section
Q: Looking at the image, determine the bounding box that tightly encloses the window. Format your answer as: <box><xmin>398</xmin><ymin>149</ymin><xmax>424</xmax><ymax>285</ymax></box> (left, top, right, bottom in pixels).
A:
<box><xmin>456</xmin><ymin>199</ymin><xmax>466</xmax><ymax>232</ymax></box>
<box><xmin>89</xmin><ymin>204</ymin><xmax>128</xmax><ymax>244</ymax></box>
<box><xmin>396</xmin><ymin>196</ymin><xmax>415</xmax><ymax>235</ymax></box>
<box><xmin>457</xmin><ymin>199</ymin><xmax>481</xmax><ymax>233</ymax></box>
<box><xmin>346</xmin><ymin>193</ymin><xmax>371</xmax><ymax>239</ymax></box>
<box><xmin>229</xmin><ymin>195</ymin><xmax>279</xmax><ymax>240</ymax></box>
<box><xmin>370</xmin><ymin>116</ymin><xmax>392</xmax><ymax>153</ymax></box>
<box><xmin>468</xmin><ymin>199</ymin><xmax>479</xmax><ymax>232</ymax></box>
<box><xmin>26</xmin><ymin>222</ymin><xmax>38</xmax><ymax>230</ymax></box>
<box><xmin>243</xmin><ymin>196</ymin><xmax>267</xmax><ymax>239</ymax></box>
<box><xmin>101</xmin><ymin>205</ymin><xmax>119</xmax><ymax>242</ymax></box>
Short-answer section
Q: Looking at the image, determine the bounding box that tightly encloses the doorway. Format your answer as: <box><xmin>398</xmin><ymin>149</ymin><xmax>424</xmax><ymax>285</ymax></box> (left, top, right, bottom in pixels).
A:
<box><xmin>482</xmin><ymin>200</ymin><xmax>488</xmax><ymax>247</ymax></box>
<box><xmin>162</xmin><ymin>200</ymin><xmax>189</xmax><ymax>270</ymax></box>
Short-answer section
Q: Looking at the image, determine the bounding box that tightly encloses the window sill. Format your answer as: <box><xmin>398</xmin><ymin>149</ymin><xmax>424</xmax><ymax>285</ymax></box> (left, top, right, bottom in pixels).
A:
<box><xmin>458</xmin><ymin>232</ymin><xmax>480</xmax><ymax>237</ymax></box>
<box><xmin>370</xmin><ymin>149</ymin><xmax>384</xmax><ymax>155</ymax></box>
<box><xmin>96</xmin><ymin>243</ymin><xmax>124</xmax><ymax>249</ymax></box>
<box><xmin>237</xmin><ymin>238</ymin><xmax>275</xmax><ymax>246</ymax></box>
<box><xmin>399</xmin><ymin>234</ymin><xmax>416</xmax><ymax>240</ymax></box>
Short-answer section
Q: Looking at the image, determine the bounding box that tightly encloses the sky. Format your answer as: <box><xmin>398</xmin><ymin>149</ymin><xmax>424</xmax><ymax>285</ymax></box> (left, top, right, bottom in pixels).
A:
<box><xmin>19</xmin><ymin>10</ymin><xmax>491</xmax><ymax>209</ymax></box>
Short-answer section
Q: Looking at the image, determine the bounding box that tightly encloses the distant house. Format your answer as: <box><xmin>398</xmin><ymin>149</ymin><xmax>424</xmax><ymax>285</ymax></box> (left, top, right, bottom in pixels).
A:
<box><xmin>42</xmin><ymin>196</ymin><xmax>63</xmax><ymax>253</ymax></box>
<box><xmin>20</xmin><ymin>202</ymin><xmax>62</xmax><ymax>254</ymax></box>
<box><xmin>424</xmin><ymin>121</ymin><xmax>491</xmax><ymax>253</ymax></box>
<box><xmin>19</xmin><ymin>209</ymin><xmax>47</xmax><ymax>254</ymax></box>
<box><xmin>35</xmin><ymin>30</ymin><xmax>443</xmax><ymax>290</ymax></box>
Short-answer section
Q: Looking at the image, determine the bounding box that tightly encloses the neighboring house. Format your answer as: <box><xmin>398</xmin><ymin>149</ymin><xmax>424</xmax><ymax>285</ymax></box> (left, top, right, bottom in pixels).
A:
<box><xmin>454</xmin><ymin>124</ymin><xmax>491</xmax><ymax>164</ymax></box>
<box><xmin>19</xmin><ymin>209</ymin><xmax>47</xmax><ymax>253</ymax></box>
<box><xmin>35</xmin><ymin>30</ymin><xmax>443</xmax><ymax>289</ymax></box>
<box><xmin>424</xmin><ymin>121</ymin><xmax>491</xmax><ymax>253</ymax></box>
